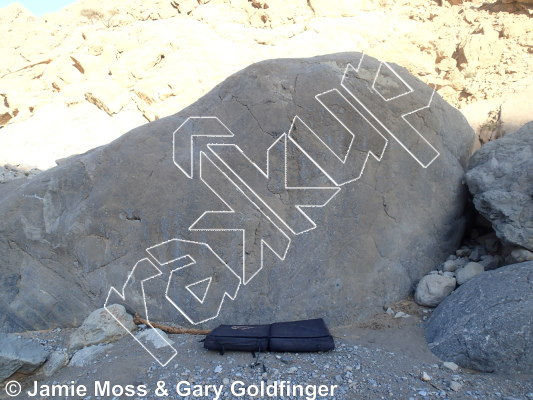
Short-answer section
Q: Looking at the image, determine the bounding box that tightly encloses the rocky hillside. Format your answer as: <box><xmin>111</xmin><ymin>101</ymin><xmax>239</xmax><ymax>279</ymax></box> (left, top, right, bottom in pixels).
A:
<box><xmin>0</xmin><ymin>0</ymin><xmax>532</xmax><ymax>172</ymax></box>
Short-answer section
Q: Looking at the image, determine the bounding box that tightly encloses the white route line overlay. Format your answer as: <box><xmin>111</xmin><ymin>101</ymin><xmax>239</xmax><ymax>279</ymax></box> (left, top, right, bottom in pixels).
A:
<box><xmin>158</xmin><ymin>238</ymin><xmax>242</xmax><ymax>325</ymax></box>
<box><xmin>341</xmin><ymin>38</ymin><xmax>440</xmax><ymax>169</ymax></box>
<box><xmin>300</xmin><ymin>87</ymin><xmax>389</xmax><ymax>185</ymax></box>
<box><xmin>372</xmin><ymin>61</ymin><xmax>414</xmax><ymax>102</ymax></box>
<box><xmin>104</xmin><ymin>258</ymin><xmax>178</xmax><ymax>367</ymax></box>
<box><xmin>207</xmin><ymin>133</ymin><xmax>340</xmax><ymax>236</ymax></box>
<box><xmin>189</xmin><ymin>151</ymin><xmax>291</xmax><ymax>285</ymax></box>
<box><xmin>186</xmin><ymin>277</ymin><xmax>212</xmax><ymax>304</ymax></box>
<box><xmin>172</xmin><ymin>116</ymin><xmax>234</xmax><ymax>179</ymax></box>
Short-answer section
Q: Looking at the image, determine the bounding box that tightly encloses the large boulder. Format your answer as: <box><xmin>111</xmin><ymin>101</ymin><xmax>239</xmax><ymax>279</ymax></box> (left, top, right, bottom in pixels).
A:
<box><xmin>0</xmin><ymin>52</ymin><xmax>474</xmax><ymax>332</ymax></box>
<box><xmin>466</xmin><ymin>121</ymin><xmax>533</xmax><ymax>252</ymax></box>
<box><xmin>426</xmin><ymin>262</ymin><xmax>533</xmax><ymax>374</ymax></box>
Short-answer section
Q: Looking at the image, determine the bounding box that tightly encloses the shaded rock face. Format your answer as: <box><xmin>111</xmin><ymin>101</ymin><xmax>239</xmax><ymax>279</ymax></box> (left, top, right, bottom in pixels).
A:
<box><xmin>426</xmin><ymin>262</ymin><xmax>533</xmax><ymax>374</ymax></box>
<box><xmin>0</xmin><ymin>53</ymin><xmax>474</xmax><ymax>332</ymax></box>
<box><xmin>466</xmin><ymin>121</ymin><xmax>533</xmax><ymax>252</ymax></box>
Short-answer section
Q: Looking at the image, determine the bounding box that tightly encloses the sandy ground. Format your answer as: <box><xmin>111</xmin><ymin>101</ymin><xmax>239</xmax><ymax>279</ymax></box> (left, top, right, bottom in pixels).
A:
<box><xmin>2</xmin><ymin>300</ymin><xmax>532</xmax><ymax>400</ymax></box>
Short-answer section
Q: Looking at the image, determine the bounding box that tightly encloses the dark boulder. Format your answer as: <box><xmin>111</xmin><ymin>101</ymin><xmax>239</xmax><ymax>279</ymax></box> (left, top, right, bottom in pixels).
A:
<box><xmin>466</xmin><ymin>121</ymin><xmax>533</xmax><ymax>252</ymax></box>
<box><xmin>426</xmin><ymin>261</ymin><xmax>533</xmax><ymax>373</ymax></box>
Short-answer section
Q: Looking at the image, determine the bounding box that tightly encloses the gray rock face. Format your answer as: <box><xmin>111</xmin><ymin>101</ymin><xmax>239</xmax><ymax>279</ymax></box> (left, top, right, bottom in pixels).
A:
<box><xmin>426</xmin><ymin>261</ymin><xmax>533</xmax><ymax>374</ymax></box>
<box><xmin>456</xmin><ymin>262</ymin><xmax>484</xmax><ymax>285</ymax></box>
<box><xmin>69</xmin><ymin>344</ymin><xmax>113</xmax><ymax>367</ymax></box>
<box><xmin>466</xmin><ymin>121</ymin><xmax>533</xmax><ymax>252</ymax></box>
<box><xmin>0</xmin><ymin>333</ymin><xmax>49</xmax><ymax>382</ymax></box>
<box><xmin>40</xmin><ymin>350</ymin><xmax>68</xmax><ymax>376</ymax></box>
<box><xmin>414</xmin><ymin>274</ymin><xmax>456</xmax><ymax>307</ymax></box>
<box><xmin>0</xmin><ymin>53</ymin><xmax>474</xmax><ymax>332</ymax></box>
<box><xmin>68</xmin><ymin>305</ymin><xmax>136</xmax><ymax>352</ymax></box>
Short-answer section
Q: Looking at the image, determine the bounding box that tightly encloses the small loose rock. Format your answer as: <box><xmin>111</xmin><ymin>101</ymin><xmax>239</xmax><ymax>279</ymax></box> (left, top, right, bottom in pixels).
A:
<box><xmin>450</xmin><ymin>381</ymin><xmax>463</xmax><ymax>391</ymax></box>
<box><xmin>442</xmin><ymin>361</ymin><xmax>459</xmax><ymax>371</ymax></box>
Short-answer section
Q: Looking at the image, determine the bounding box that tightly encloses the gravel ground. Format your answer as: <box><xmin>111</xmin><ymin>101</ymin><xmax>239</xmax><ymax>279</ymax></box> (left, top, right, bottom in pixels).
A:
<box><xmin>2</xmin><ymin>301</ymin><xmax>532</xmax><ymax>400</ymax></box>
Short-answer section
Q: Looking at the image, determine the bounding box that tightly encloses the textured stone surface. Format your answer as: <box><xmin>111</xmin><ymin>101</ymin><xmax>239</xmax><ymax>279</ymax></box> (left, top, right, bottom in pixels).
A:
<box><xmin>442</xmin><ymin>361</ymin><xmax>458</xmax><ymax>371</ymax></box>
<box><xmin>0</xmin><ymin>53</ymin><xmax>473</xmax><ymax>332</ymax></box>
<box><xmin>456</xmin><ymin>262</ymin><xmax>484</xmax><ymax>285</ymax></box>
<box><xmin>69</xmin><ymin>344</ymin><xmax>113</xmax><ymax>367</ymax></box>
<box><xmin>414</xmin><ymin>274</ymin><xmax>456</xmax><ymax>307</ymax></box>
<box><xmin>68</xmin><ymin>305</ymin><xmax>136</xmax><ymax>352</ymax></box>
<box><xmin>458</xmin><ymin>26</ymin><xmax>504</xmax><ymax>70</ymax></box>
<box><xmin>426</xmin><ymin>261</ymin><xmax>533</xmax><ymax>374</ymax></box>
<box><xmin>512</xmin><ymin>248</ymin><xmax>533</xmax><ymax>263</ymax></box>
<box><xmin>459</xmin><ymin>97</ymin><xmax>502</xmax><ymax>151</ymax></box>
<box><xmin>479</xmin><ymin>254</ymin><xmax>501</xmax><ymax>271</ymax></box>
<box><xmin>466</xmin><ymin>121</ymin><xmax>533</xmax><ymax>252</ymax></box>
<box><xmin>0</xmin><ymin>333</ymin><xmax>48</xmax><ymax>382</ymax></box>
<box><xmin>442</xmin><ymin>260</ymin><xmax>457</xmax><ymax>272</ymax></box>
<box><xmin>40</xmin><ymin>350</ymin><xmax>69</xmax><ymax>376</ymax></box>
<box><xmin>498</xmin><ymin>77</ymin><xmax>533</xmax><ymax>138</ymax></box>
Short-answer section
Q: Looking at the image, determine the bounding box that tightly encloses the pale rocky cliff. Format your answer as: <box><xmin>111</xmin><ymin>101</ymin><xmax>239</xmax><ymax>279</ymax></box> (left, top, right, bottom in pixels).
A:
<box><xmin>0</xmin><ymin>0</ymin><xmax>532</xmax><ymax>170</ymax></box>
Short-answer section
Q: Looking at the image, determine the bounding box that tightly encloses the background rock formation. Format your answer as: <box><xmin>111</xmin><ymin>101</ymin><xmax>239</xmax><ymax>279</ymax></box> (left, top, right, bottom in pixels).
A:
<box><xmin>0</xmin><ymin>0</ymin><xmax>531</xmax><ymax>171</ymax></box>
